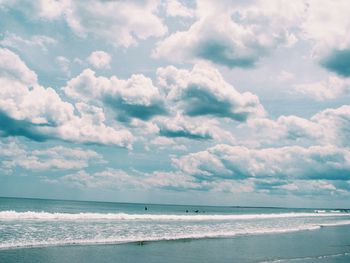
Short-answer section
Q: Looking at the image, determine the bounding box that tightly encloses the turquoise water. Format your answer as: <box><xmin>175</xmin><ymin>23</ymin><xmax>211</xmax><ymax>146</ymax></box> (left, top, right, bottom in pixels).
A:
<box><xmin>1</xmin><ymin>197</ymin><xmax>350</xmax><ymax>251</ymax></box>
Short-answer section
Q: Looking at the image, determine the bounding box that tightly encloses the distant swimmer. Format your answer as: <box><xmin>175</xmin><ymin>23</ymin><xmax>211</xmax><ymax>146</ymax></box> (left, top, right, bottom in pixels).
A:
<box><xmin>186</xmin><ymin>210</ymin><xmax>188</xmax><ymax>213</ymax></box>
<box><xmin>194</xmin><ymin>210</ymin><xmax>199</xmax><ymax>213</ymax></box>
<box><xmin>145</xmin><ymin>206</ymin><xmax>148</xmax><ymax>211</ymax></box>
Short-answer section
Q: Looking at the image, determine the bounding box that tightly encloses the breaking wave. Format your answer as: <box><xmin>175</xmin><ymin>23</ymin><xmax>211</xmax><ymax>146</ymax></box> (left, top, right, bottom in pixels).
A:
<box><xmin>0</xmin><ymin>211</ymin><xmax>349</xmax><ymax>221</ymax></box>
<box><xmin>0</xmin><ymin>225</ymin><xmax>324</xmax><ymax>250</ymax></box>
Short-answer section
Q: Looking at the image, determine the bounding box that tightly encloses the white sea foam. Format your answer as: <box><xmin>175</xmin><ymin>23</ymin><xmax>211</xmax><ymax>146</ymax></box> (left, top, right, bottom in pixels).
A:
<box><xmin>319</xmin><ymin>220</ymin><xmax>350</xmax><ymax>227</ymax></box>
<box><xmin>1</xmin><ymin>210</ymin><xmax>350</xmax><ymax>250</ymax></box>
<box><xmin>0</xmin><ymin>225</ymin><xmax>322</xmax><ymax>250</ymax></box>
<box><xmin>0</xmin><ymin>211</ymin><xmax>349</xmax><ymax>221</ymax></box>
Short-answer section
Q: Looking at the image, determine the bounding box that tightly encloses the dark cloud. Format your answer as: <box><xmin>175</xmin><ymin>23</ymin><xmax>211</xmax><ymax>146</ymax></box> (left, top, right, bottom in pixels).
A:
<box><xmin>0</xmin><ymin>111</ymin><xmax>49</xmax><ymax>142</ymax></box>
<box><xmin>321</xmin><ymin>49</ymin><xmax>350</xmax><ymax>77</ymax></box>
<box><xmin>196</xmin><ymin>41</ymin><xmax>256</xmax><ymax>68</ymax></box>
<box><xmin>104</xmin><ymin>97</ymin><xmax>167</xmax><ymax>122</ymax></box>
<box><xmin>183</xmin><ymin>85</ymin><xmax>250</xmax><ymax>121</ymax></box>
<box><xmin>159</xmin><ymin>128</ymin><xmax>212</xmax><ymax>140</ymax></box>
<box><xmin>254</xmin><ymin>180</ymin><xmax>286</xmax><ymax>191</ymax></box>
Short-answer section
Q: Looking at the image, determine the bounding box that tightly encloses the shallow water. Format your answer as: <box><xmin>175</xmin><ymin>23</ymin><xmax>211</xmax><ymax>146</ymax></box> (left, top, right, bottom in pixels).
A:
<box><xmin>1</xmin><ymin>225</ymin><xmax>350</xmax><ymax>263</ymax></box>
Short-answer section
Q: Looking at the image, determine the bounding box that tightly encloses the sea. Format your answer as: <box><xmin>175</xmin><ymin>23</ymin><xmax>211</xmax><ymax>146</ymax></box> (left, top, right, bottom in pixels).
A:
<box><xmin>1</xmin><ymin>197</ymin><xmax>350</xmax><ymax>262</ymax></box>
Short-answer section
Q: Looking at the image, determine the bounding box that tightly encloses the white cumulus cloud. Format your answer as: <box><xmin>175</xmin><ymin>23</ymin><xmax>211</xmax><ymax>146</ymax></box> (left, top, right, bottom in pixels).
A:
<box><xmin>0</xmin><ymin>48</ymin><xmax>133</xmax><ymax>147</ymax></box>
<box><xmin>1</xmin><ymin>0</ymin><xmax>167</xmax><ymax>48</ymax></box>
<box><xmin>154</xmin><ymin>0</ymin><xmax>303</xmax><ymax>67</ymax></box>
<box><xmin>157</xmin><ymin>63</ymin><xmax>265</xmax><ymax>121</ymax></box>
<box><xmin>164</xmin><ymin>0</ymin><xmax>194</xmax><ymax>18</ymax></box>
<box><xmin>173</xmin><ymin>144</ymin><xmax>350</xmax><ymax>181</ymax></box>
<box><xmin>87</xmin><ymin>51</ymin><xmax>111</xmax><ymax>69</ymax></box>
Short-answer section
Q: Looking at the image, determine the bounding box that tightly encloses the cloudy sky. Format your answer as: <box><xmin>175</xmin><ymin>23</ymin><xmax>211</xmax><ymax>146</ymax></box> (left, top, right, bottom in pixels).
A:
<box><xmin>0</xmin><ymin>0</ymin><xmax>350</xmax><ymax>208</ymax></box>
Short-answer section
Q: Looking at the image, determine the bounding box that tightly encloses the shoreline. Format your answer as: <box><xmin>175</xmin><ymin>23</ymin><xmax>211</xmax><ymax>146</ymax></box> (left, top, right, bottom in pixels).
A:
<box><xmin>1</xmin><ymin>224</ymin><xmax>350</xmax><ymax>263</ymax></box>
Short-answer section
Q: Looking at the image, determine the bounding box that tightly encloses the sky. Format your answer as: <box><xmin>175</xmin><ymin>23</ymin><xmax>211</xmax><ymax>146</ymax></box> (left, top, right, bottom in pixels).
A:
<box><xmin>0</xmin><ymin>0</ymin><xmax>350</xmax><ymax>208</ymax></box>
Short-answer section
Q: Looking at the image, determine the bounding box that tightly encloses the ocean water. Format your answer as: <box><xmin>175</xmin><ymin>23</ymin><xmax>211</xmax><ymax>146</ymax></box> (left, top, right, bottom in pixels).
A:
<box><xmin>1</xmin><ymin>197</ymin><xmax>350</xmax><ymax>251</ymax></box>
